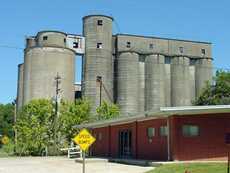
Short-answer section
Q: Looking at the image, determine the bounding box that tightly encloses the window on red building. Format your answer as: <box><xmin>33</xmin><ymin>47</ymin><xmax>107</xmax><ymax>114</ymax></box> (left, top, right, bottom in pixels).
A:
<box><xmin>160</xmin><ymin>126</ymin><xmax>168</xmax><ymax>136</ymax></box>
<box><xmin>147</xmin><ymin>127</ymin><xmax>155</xmax><ymax>138</ymax></box>
<box><xmin>182</xmin><ymin>125</ymin><xmax>199</xmax><ymax>137</ymax></box>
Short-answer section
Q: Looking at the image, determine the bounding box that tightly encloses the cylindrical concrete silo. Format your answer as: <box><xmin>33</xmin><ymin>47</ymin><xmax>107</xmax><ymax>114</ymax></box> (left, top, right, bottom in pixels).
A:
<box><xmin>82</xmin><ymin>15</ymin><xmax>113</xmax><ymax>112</ymax></box>
<box><xmin>145</xmin><ymin>54</ymin><xmax>165</xmax><ymax>111</ymax></box>
<box><xmin>138</xmin><ymin>55</ymin><xmax>145</xmax><ymax>113</ymax></box>
<box><xmin>195</xmin><ymin>58</ymin><xmax>213</xmax><ymax>97</ymax></box>
<box><xmin>171</xmin><ymin>56</ymin><xmax>191</xmax><ymax>106</ymax></box>
<box><xmin>116</xmin><ymin>52</ymin><xmax>139</xmax><ymax>116</ymax></box>
<box><xmin>16</xmin><ymin>63</ymin><xmax>24</xmax><ymax>110</ymax></box>
<box><xmin>23</xmin><ymin>31</ymin><xmax>75</xmax><ymax>105</ymax></box>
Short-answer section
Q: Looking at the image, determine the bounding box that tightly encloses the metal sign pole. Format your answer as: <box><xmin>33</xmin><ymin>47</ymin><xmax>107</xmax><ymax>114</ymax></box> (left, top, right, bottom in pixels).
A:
<box><xmin>228</xmin><ymin>151</ymin><xmax>229</xmax><ymax>173</ymax></box>
<box><xmin>83</xmin><ymin>151</ymin><xmax>85</xmax><ymax>173</ymax></box>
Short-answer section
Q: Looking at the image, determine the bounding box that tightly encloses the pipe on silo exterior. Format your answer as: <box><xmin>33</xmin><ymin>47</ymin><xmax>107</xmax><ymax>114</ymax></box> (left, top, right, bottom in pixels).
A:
<box><xmin>16</xmin><ymin>63</ymin><xmax>24</xmax><ymax>110</ymax></box>
<box><xmin>195</xmin><ymin>58</ymin><xmax>213</xmax><ymax>97</ymax></box>
<box><xmin>138</xmin><ymin>55</ymin><xmax>145</xmax><ymax>113</ymax></box>
<box><xmin>145</xmin><ymin>54</ymin><xmax>165</xmax><ymax>111</ymax></box>
<box><xmin>82</xmin><ymin>15</ymin><xmax>113</xmax><ymax>112</ymax></box>
<box><xmin>171</xmin><ymin>56</ymin><xmax>191</xmax><ymax>106</ymax></box>
<box><xmin>23</xmin><ymin>31</ymin><xmax>75</xmax><ymax>105</ymax></box>
<box><xmin>116</xmin><ymin>52</ymin><xmax>139</xmax><ymax>116</ymax></box>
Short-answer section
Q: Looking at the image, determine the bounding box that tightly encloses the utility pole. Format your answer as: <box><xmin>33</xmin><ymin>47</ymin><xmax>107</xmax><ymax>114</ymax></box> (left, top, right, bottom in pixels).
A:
<box><xmin>54</xmin><ymin>73</ymin><xmax>61</xmax><ymax>153</ymax></box>
<box><xmin>96</xmin><ymin>76</ymin><xmax>102</xmax><ymax>106</ymax></box>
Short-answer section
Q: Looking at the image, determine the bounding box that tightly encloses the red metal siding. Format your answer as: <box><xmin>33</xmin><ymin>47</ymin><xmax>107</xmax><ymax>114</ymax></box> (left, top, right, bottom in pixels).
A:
<box><xmin>171</xmin><ymin>113</ymin><xmax>230</xmax><ymax>161</ymax></box>
<box><xmin>92</xmin><ymin>127</ymin><xmax>109</xmax><ymax>157</ymax></box>
<box><xmin>137</xmin><ymin>119</ymin><xmax>168</xmax><ymax>160</ymax></box>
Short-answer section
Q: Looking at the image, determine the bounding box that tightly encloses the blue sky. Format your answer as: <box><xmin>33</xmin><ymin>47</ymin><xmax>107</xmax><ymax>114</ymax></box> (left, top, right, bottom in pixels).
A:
<box><xmin>0</xmin><ymin>0</ymin><xmax>229</xmax><ymax>103</ymax></box>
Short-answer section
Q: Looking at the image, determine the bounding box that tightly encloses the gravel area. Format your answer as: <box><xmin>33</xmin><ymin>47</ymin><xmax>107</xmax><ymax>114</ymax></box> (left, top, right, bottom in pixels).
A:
<box><xmin>0</xmin><ymin>157</ymin><xmax>153</xmax><ymax>173</ymax></box>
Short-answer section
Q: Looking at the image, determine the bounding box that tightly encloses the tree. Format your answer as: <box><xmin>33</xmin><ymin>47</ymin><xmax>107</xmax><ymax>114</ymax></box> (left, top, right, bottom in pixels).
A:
<box><xmin>0</xmin><ymin>103</ymin><xmax>14</xmax><ymax>139</ymax></box>
<box><xmin>59</xmin><ymin>98</ymin><xmax>91</xmax><ymax>144</ymax></box>
<box><xmin>15</xmin><ymin>99</ymin><xmax>54</xmax><ymax>156</ymax></box>
<box><xmin>194</xmin><ymin>71</ymin><xmax>230</xmax><ymax>105</ymax></box>
<box><xmin>96</xmin><ymin>101</ymin><xmax>120</xmax><ymax>120</ymax></box>
<box><xmin>14</xmin><ymin>98</ymin><xmax>91</xmax><ymax>156</ymax></box>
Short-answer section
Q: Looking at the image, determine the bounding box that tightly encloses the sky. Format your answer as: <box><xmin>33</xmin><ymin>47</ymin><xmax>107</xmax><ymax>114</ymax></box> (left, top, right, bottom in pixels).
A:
<box><xmin>0</xmin><ymin>0</ymin><xmax>230</xmax><ymax>104</ymax></box>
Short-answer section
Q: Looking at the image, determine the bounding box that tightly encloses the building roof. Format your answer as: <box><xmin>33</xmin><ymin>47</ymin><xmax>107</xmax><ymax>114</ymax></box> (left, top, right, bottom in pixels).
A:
<box><xmin>116</xmin><ymin>33</ymin><xmax>212</xmax><ymax>44</ymax></box>
<box><xmin>74</xmin><ymin>105</ymin><xmax>230</xmax><ymax>129</ymax></box>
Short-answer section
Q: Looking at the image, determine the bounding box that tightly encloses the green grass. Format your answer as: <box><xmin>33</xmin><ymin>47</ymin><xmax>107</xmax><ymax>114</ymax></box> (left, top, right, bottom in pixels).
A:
<box><xmin>146</xmin><ymin>163</ymin><xmax>228</xmax><ymax>173</ymax></box>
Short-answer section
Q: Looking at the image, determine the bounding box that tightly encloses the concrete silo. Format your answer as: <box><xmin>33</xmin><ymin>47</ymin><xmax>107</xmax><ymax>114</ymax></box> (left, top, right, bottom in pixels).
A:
<box><xmin>195</xmin><ymin>58</ymin><xmax>213</xmax><ymax>96</ymax></box>
<box><xmin>16</xmin><ymin>63</ymin><xmax>24</xmax><ymax>110</ymax></box>
<box><xmin>116</xmin><ymin>52</ymin><xmax>139</xmax><ymax>116</ymax></box>
<box><xmin>82</xmin><ymin>15</ymin><xmax>113</xmax><ymax>111</ymax></box>
<box><xmin>23</xmin><ymin>31</ymin><xmax>75</xmax><ymax>105</ymax></box>
<box><xmin>145</xmin><ymin>54</ymin><xmax>165</xmax><ymax>111</ymax></box>
<box><xmin>171</xmin><ymin>56</ymin><xmax>191</xmax><ymax>106</ymax></box>
<box><xmin>138</xmin><ymin>55</ymin><xmax>145</xmax><ymax>113</ymax></box>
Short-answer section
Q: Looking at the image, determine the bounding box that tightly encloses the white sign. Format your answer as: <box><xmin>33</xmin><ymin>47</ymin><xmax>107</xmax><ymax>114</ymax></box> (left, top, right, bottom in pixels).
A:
<box><xmin>66</xmin><ymin>35</ymin><xmax>85</xmax><ymax>55</ymax></box>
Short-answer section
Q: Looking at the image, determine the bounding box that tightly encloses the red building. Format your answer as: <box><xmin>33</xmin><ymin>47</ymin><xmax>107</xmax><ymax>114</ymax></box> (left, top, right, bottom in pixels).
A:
<box><xmin>76</xmin><ymin>105</ymin><xmax>230</xmax><ymax>161</ymax></box>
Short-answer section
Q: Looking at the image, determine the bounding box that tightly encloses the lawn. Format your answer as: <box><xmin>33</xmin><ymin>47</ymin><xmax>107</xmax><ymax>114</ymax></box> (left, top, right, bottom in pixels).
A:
<box><xmin>146</xmin><ymin>163</ymin><xmax>228</xmax><ymax>173</ymax></box>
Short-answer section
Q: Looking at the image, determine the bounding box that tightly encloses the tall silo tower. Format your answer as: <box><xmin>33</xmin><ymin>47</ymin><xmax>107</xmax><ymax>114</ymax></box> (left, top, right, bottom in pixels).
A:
<box><xmin>116</xmin><ymin>52</ymin><xmax>139</xmax><ymax>115</ymax></box>
<box><xmin>171</xmin><ymin>56</ymin><xmax>191</xmax><ymax>106</ymax></box>
<box><xmin>23</xmin><ymin>31</ymin><xmax>75</xmax><ymax>105</ymax></box>
<box><xmin>145</xmin><ymin>54</ymin><xmax>165</xmax><ymax>111</ymax></box>
<box><xmin>195</xmin><ymin>58</ymin><xmax>213</xmax><ymax>96</ymax></box>
<box><xmin>82</xmin><ymin>15</ymin><xmax>113</xmax><ymax>112</ymax></box>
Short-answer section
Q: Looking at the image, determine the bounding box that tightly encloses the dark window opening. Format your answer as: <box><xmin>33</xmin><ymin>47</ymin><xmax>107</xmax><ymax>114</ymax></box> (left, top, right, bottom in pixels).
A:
<box><xmin>149</xmin><ymin>43</ymin><xmax>154</xmax><ymax>49</ymax></box>
<box><xmin>97</xmin><ymin>43</ymin><xmax>103</xmax><ymax>49</ymax></box>
<box><xmin>97</xmin><ymin>20</ymin><xmax>103</xmax><ymax>26</ymax></box>
<box><xmin>190</xmin><ymin>58</ymin><xmax>196</xmax><ymax>66</ymax></box>
<box><xmin>179</xmin><ymin>47</ymin><xmax>184</xmax><ymax>53</ymax></box>
<box><xmin>73</xmin><ymin>42</ymin><xmax>79</xmax><ymax>48</ymax></box>
<box><xmin>43</xmin><ymin>36</ymin><xmax>48</xmax><ymax>40</ymax></box>
<box><xmin>201</xmin><ymin>49</ymin><xmax>206</xmax><ymax>55</ymax></box>
<box><xmin>64</xmin><ymin>38</ymin><xmax>66</xmax><ymax>43</ymax></box>
<box><xmin>96</xmin><ymin>76</ymin><xmax>102</xmax><ymax>82</ymax></box>
<box><xmin>165</xmin><ymin>56</ymin><xmax>171</xmax><ymax>64</ymax></box>
<box><xmin>126</xmin><ymin>42</ymin><xmax>131</xmax><ymax>48</ymax></box>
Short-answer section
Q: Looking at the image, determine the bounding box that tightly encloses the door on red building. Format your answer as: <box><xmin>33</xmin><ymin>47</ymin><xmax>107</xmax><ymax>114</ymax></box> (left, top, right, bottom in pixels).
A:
<box><xmin>118</xmin><ymin>130</ymin><xmax>132</xmax><ymax>158</ymax></box>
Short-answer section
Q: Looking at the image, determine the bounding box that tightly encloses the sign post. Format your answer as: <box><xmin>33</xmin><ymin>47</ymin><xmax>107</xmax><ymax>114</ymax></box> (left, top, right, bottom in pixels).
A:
<box><xmin>73</xmin><ymin>128</ymin><xmax>96</xmax><ymax>173</ymax></box>
<box><xmin>225</xmin><ymin>133</ymin><xmax>230</xmax><ymax>173</ymax></box>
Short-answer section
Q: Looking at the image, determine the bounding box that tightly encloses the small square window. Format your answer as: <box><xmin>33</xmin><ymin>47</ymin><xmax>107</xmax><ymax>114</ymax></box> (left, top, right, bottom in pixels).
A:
<box><xmin>43</xmin><ymin>36</ymin><xmax>48</xmax><ymax>40</ymax></box>
<box><xmin>190</xmin><ymin>59</ymin><xmax>196</xmax><ymax>66</ymax></box>
<box><xmin>97</xmin><ymin>43</ymin><xmax>103</xmax><ymax>49</ymax></box>
<box><xmin>73</xmin><ymin>42</ymin><xmax>79</xmax><ymax>48</ymax></box>
<box><xmin>179</xmin><ymin>47</ymin><xmax>184</xmax><ymax>53</ymax></box>
<box><xmin>147</xmin><ymin>127</ymin><xmax>155</xmax><ymax>138</ymax></box>
<box><xmin>126</xmin><ymin>42</ymin><xmax>131</xmax><ymax>48</ymax></box>
<box><xmin>160</xmin><ymin>126</ymin><xmax>168</xmax><ymax>136</ymax></box>
<box><xmin>165</xmin><ymin>56</ymin><xmax>171</xmax><ymax>64</ymax></box>
<box><xmin>182</xmin><ymin>125</ymin><xmax>199</xmax><ymax>137</ymax></box>
<box><xmin>97</xmin><ymin>20</ymin><xmax>103</xmax><ymax>26</ymax></box>
<box><xmin>201</xmin><ymin>49</ymin><xmax>206</xmax><ymax>55</ymax></box>
<box><xmin>149</xmin><ymin>43</ymin><xmax>154</xmax><ymax>49</ymax></box>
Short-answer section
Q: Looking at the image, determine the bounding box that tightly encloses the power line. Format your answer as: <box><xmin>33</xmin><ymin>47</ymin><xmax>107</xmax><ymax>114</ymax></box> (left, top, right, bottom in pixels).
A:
<box><xmin>0</xmin><ymin>45</ymin><xmax>23</xmax><ymax>50</ymax></box>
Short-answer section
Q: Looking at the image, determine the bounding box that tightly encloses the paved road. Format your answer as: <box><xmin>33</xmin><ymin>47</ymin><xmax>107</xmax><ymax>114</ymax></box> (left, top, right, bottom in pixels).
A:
<box><xmin>0</xmin><ymin>157</ymin><xmax>153</xmax><ymax>173</ymax></box>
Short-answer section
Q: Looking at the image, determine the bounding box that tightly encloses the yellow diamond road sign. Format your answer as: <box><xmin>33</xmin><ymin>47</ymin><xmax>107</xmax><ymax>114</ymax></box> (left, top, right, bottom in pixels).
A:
<box><xmin>73</xmin><ymin>128</ymin><xmax>96</xmax><ymax>151</ymax></box>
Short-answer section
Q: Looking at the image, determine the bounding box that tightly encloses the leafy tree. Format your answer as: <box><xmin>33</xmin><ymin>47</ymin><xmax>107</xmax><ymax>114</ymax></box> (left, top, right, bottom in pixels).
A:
<box><xmin>14</xmin><ymin>98</ymin><xmax>91</xmax><ymax>156</ymax></box>
<box><xmin>59</xmin><ymin>98</ymin><xmax>91</xmax><ymax>143</ymax></box>
<box><xmin>96</xmin><ymin>101</ymin><xmax>120</xmax><ymax>120</ymax></box>
<box><xmin>15</xmin><ymin>99</ymin><xmax>54</xmax><ymax>156</ymax></box>
<box><xmin>194</xmin><ymin>71</ymin><xmax>230</xmax><ymax>105</ymax></box>
<box><xmin>0</xmin><ymin>103</ymin><xmax>14</xmax><ymax>138</ymax></box>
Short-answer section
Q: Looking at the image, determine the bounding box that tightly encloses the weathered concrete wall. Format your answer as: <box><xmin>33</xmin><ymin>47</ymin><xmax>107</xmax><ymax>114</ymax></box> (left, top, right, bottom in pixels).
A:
<box><xmin>82</xmin><ymin>15</ymin><xmax>113</xmax><ymax>112</ymax></box>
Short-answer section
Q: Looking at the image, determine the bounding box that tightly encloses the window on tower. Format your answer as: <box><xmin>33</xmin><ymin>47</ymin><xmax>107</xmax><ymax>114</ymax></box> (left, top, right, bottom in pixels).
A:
<box><xmin>43</xmin><ymin>36</ymin><xmax>48</xmax><ymax>40</ymax></box>
<box><xmin>97</xmin><ymin>20</ymin><xmax>103</xmax><ymax>26</ymax></box>
<box><xmin>73</xmin><ymin>42</ymin><xmax>79</xmax><ymax>48</ymax></box>
<box><xmin>97</xmin><ymin>43</ymin><xmax>103</xmax><ymax>49</ymax></box>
